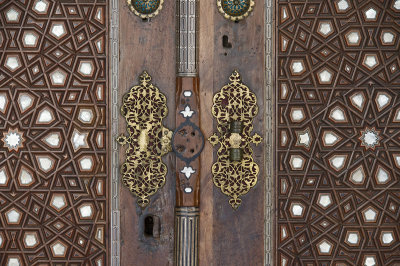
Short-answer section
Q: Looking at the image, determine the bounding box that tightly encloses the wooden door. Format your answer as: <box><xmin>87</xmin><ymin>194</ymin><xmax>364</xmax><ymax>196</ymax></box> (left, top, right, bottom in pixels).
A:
<box><xmin>117</xmin><ymin>0</ymin><xmax>266</xmax><ymax>265</ymax></box>
<box><xmin>0</xmin><ymin>0</ymin><xmax>266</xmax><ymax>265</ymax></box>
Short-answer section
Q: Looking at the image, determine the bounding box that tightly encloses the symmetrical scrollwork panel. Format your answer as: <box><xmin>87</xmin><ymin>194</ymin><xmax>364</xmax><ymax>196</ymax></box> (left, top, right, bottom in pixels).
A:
<box><xmin>117</xmin><ymin>71</ymin><xmax>172</xmax><ymax>208</ymax></box>
<box><xmin>0</xmin><ymin>1</ymin><xmax>108</xmax><ymax>265</ymax></box>
<box><xmin>277</xmin><ymin>0</ymin><xmax>400</xmax><ymax>264</ymax></box>
<box><xmin>209</xmin><ymin>71</ymin><xmax>261</xmax><ymax>209</ymax></box>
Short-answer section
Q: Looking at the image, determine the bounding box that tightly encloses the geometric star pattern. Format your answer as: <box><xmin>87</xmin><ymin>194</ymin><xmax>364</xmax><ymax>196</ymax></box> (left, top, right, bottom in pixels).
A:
<box><xmin>0</xmin><ymin>1</ymin><xmax>107</xmax><ymax>265</ymax></box>
<box><xmin>277</xmin><ymin>0</ymin><xmax>400</xmax><ymax>264</ymax></box>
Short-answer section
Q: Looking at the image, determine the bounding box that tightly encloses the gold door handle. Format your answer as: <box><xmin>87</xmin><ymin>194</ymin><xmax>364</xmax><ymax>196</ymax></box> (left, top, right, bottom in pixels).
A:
<box><xmin>117</xmin><ymin>71</ymin><xmax>172</xmax><ymax>208</ymax></box>
<box><xmin>208</xmin><ymin>70</ymin><xmax>262</xmax><ymax>209</ymax></box>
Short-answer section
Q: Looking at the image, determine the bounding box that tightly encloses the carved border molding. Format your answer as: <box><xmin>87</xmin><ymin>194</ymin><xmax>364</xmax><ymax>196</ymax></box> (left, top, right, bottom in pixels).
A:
<box><xmin>264</xmin><ymin>0</ymin><xmax>273</xmax><ymax>264</ymax></box>
<box><xmin>110</xmin><ymin>0</ymin><xmax>121</xmax><ymax>264</ymax></box>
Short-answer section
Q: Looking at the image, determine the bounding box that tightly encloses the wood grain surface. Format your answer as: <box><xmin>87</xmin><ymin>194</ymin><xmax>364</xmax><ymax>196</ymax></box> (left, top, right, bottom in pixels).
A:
<box><xmin>119</xmin><ymin>0</ymin><xmax>176</xmax><ymax>265</ymax></box>
<box><xmin>118</xmin><ymin>0</ymin><xmax>265</xmax><ymax>264</ymax></box>
<box><xmin>199</xmin><ymin>0</ymin><xmax>265</xmax><ymax>265</ymax></box>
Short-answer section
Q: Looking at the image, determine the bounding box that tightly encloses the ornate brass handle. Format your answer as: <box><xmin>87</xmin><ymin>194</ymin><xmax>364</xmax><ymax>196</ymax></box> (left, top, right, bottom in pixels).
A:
<box><xmin>117</xmin><ymin>71</ymin><xmax>172</xmax><ymax>208</ymax></box>
<box><xmin>208</xmin><ymin>70</ymin><xmax>262</xmax><ymax>209</ymax></box>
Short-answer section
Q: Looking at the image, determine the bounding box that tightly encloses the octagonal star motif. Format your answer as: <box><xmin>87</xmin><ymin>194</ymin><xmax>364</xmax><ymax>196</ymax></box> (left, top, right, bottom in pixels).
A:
<box><xmin>2</xmin><ymin>128</ymin><xmax>25</xmax><ymax>152</ymax></box>
<box><xmin>359</xmin><ymin>127</ymin><xmax>381</xmax><ymax>150</ymax></box>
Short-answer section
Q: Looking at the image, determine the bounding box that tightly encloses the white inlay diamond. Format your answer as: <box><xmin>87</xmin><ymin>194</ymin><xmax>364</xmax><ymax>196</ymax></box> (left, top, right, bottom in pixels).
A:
<box><xmin>7</xmin><ymin>258</ymin><xmax>20</xmax><ymax>266</ymax></box>
<box><xmin>19</xmin><ymin>169</ymin><xmax>33</xmax><ymax>185</ymax></box>
<box><xmin>24</xmin><ymin>232</ymin><xmax>38</xmax><ymax>247</ymax></box>
<box><xmin>318</xmin><ymin>194</ymin><xmax>332</xmax><ymax>208</ymax></box>
<box><xmin>329</xmin><ymin>155</ymin><xmax>346</xmax><ymax>171</ymax></box>
<box><xmin>291</xmin><ymin>60</ymin><xmax>305</xmax><ymax>74</ymax></box>
<box><xmin>51</xmin><ymin>241</ymin><xmax>67</xmax><ymax>257</ymax></box>
<box><xmin>50</xmin><ymin>23</ymin><xmax>66</xmax><ymax>39</ymax></box>
<box><xmin>5</xmin><ymin>56</ymin><xmax>20</xmax><ymax>71</ymax></box>
<box><xmin>350</xmin><ymin>93</ymin><xmax>365</xmax><ymax>111</ymax></box>
<box><xmin>318</xmin><ymin>22</ymin><xmax>333</xmax><ymax>37</ymax></box>
<box><xmin>346</xmin><ymin>31</ymin><xmax>360</xmax><ymax>45</ymax></box>
<box><xmin>0</xmin><ymin>168</ymin><xmax>7</xmax><ymax>185</ymax></box>
<box><xmin>350</xmin><ymin>166</ymin><xmax>365</xmax><ymax>184</ymax></box>
<box><xmin>0</xmin><ymin>93</ymin><xmax>7</xmax><ymax>112</ymax></box>
<box><xmin>364</xmin><ymin>54</ymin><xmax>378</xmax><ymax>69</ymax></box>
<box><xmin>79</xmin><ymin>204</ymin><xmax>93</xmax><ymax>218</ymax></box>
<box><xmin>38</xmin><ymin>156</ymin><xmax>53</xmax><ymax>172</ymax></box>
<box><xmin>337</xmin><ymin>0</ymin><xmax>349</xmax><ymax>11</ymax></box>
<box><xmin>78</xmin><ymin>109</ymin><xmax>93</xmax><ymax>123</ymax></box>
<box><xmin>44</xmin><ymin>133</ymin><xmax>60</xmax><ymax>147</ymax></box>
<box><xmin>318</xmin><ymin>69</ymin><xmax>333</xmax><ymax>83</ymax></box>
<box><xmin>33</xmin><ymin>0</ymin><xmax>49</xmax><ymax>13</ymax></box>
<box><xmin>291</xmin><ymin>203</ymin><xmax>304</xmax><ymax>216</ymax></box>
<box><xmin>298</xmin><ymin>131</ymin><xmax>310</xmax><ymax>147</ymax></box>
<box><xmin>79</xmin><ymin>157</ymin><xmax>93</xmax><ymax>171</ymax></box>
<box><xmin>181</xmin><ymin>166</ymin><xmax>195</xmax><ymax>179</ymax></box>
<box><xmin>363</xmin><ymin>207</ymin><xmax>377</xmax><ymax>222</ymax></box>
<box><xmin>395</xmin><ymin>0</ymin><xmax>400</xmax><ymax>10</ymax></box>
<box><xmin>6</xmin><ymin>8</ymin><xmax>20</xmax><ymax>22</ymax></box>
<box><xmin>318</xmin><ymin>240</ymin><xmax>332</xmax><ymax>254</ymax></box>
<box><xmin>364</xmin><ymin>256</ymin><xmax>376</xmax><ymax>266</ymax></box>
<box><xmin>347</xmin><ymin>232</ymin><xmax>359</xmax><ymax>245</ymax></box>
<box><xmin>291</xmin><ymin>108</ymin><xmax>305</xmax><ymax>122</ymax></box>
<box><xmin>290</xmin><ymin>155</ymin><xmax>305</xmax><ymax>170</ymax></box>
<box><xmin>18</xmin><ymin>93</ymin><xmax>33</xmax><ymax>112</ymax></box>
<box><xmin>376</xmin><ymin>93</ymin><xmax>390</xmax><ymax>110</ymax></box>
<box><xmin>71</xmin><ymin>129</ymin><xmax>89</xmax><ymax>151</ymax></box>
<box><xmin>23</xmin><ymin>32</ymin><xmax>38</xmax><ymax>47</ymax></box>
<box><xmin>78</xmin><ymin>61</ymin><xmax>94</xmax><ymax>76</ymax></box>
<box><xmin>38</xmin><ymin>108</ymin><xmax>54</xmax><ymax>123</ymax></box>
<box><xmin>365</xmin><ymin>8</ymin><xmax>377</xmax><ymax>20</ymax></box>
<box><xmin>382</xmin><ymin>232</ymin><xmax>394</xmax><ymax>244</ymax></box>
<box><xmin>6</xmin><ymin>208</ymin><xmax>21</xmax><ymax>224</ymax></box>
<box><xmin>382</xmin><ymin>32</ymin><xmax>395</xmax><ymax>44</ymax></box>
<box><xmin>330</xmin><ymin>107</ymin><xmax>346</xmax><ymax>122</ymax></box>
<box><xmin>376</xmin><ymin>167</ymin><xmax>390</xmax><ymax>184</ymax></box>
<box><xmin>50</xmin><ymin>69</ymin><xmax>67</xmax><ymax>85</ymax></box>
<box><xmin>51</xmin><ymin>194</ymin><xmax>67</xmax><ymax>211</ymax></box>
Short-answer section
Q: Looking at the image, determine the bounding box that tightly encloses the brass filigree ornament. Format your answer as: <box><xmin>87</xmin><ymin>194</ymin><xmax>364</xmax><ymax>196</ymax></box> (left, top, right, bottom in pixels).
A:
<box><xmin>208</xmin><ymin>70</ymin><xmax>262</xmax><ymax>209</ymax></box>
<box><xmin>117</xmin><ymin>71</ymin><xmax>172</xmax><ymax>208</ymax></box>
<box><xmin>217</xmin><ymin>0</ymin><xmax>255</xmax><ymax>21</ymax></box>
<box><xmin>127</xmin><ymin>0</ymin><xmax>164</xmax><ymax>19</ymax></box>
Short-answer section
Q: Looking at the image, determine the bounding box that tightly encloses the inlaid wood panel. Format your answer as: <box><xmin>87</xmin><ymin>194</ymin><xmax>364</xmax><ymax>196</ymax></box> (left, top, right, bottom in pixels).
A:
<box><xmin>0</xmin><ymin>0</ymin><xmax>108</xmax><ymax>265</ymax></box>
<box><xmin>276</xmin><ymin>0</ymin><xmax>400</xmax><ymax>265</ymax></box>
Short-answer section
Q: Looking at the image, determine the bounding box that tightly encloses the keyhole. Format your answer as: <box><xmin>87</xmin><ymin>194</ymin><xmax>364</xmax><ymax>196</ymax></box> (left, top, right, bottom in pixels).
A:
<box><xmin>222</xmin><ymin>35</ymin><xmax>232</xmax><ymax>48</ymax></box>
<box><xmin>144</xmin><ymin>216</ymin><xmax>154</xmax><ymax>237</ymax></box>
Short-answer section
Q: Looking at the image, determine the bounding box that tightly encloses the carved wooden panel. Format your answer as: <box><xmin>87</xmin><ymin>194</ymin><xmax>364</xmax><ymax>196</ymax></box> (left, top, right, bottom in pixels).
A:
<box><xmin>0</xmin><ymin>0</ymin><xmax>108</xmax><ymax>265</ymax></box>
<box><xmin>277</xmin><ymin>0</ymin><xmax>400</xmax><ymax>265</ymax></box>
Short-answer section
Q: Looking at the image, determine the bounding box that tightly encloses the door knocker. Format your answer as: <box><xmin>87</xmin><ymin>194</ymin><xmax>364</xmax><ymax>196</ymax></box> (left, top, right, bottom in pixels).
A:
<box><xmin>208</xmin><ymin>70</ymin><xmax>262</xmax><ymax>209</ymax></box>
